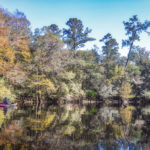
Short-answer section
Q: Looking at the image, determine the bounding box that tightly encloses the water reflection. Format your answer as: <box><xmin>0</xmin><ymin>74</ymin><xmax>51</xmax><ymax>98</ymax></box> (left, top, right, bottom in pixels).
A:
<box><xmin>96</xmin><ymin>140</ymin><xmax>150</xmax><ymax>150</ymax></box>
<box><xmin>0</xmin><ymin>103</ymin><xmax>149</xmax><ymax>150</ymax></box>
<box><xmin>0</xmin><ymin>106</ymin><xmax>17</xmax><ymax>129</ymax></box>
<box><xmin>3</xmin><ymin>108</ymin><xmax>9</xmax><ymax>116</ymax></box>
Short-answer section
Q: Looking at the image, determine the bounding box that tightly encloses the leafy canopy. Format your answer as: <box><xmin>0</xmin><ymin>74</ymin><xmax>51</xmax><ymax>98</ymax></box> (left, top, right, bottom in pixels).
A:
<box><xmin>63</xmin><ymin>18</ymin><xmax>95</xmax><ymax>50</ymax></box>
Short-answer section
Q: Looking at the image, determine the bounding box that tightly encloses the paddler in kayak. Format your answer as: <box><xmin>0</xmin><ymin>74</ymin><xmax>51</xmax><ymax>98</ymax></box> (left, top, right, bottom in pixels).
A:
<box><xmin>3</xmin><ymin>97</ymin><xmax>11</xmax><ymax>105</ymax></box>
<box><xmin>1</xmin><ymin>97</ymin><xmax>17</xmax><ymax>107</ymax></box>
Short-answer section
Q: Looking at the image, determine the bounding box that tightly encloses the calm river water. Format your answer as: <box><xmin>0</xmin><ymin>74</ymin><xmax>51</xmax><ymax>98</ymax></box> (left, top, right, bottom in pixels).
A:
<box><xmin>0</xmin><ymin>103</ymin><xmax>150</xmax><ymax>150</ymax></box>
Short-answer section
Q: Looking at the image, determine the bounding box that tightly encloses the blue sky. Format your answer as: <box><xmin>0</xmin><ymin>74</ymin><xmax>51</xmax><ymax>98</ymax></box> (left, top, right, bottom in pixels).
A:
<box><xmin>0</xmin><ymin>0</ymin><xmax>150</xmax><ymax>55</ymax></box>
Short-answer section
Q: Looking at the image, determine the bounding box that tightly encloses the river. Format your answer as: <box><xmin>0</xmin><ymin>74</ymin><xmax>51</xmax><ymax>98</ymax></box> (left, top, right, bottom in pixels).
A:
<box><xmin>0</xmin><ymin>103</ymin><xmax>150</xmax><ymax>150</ymax></box>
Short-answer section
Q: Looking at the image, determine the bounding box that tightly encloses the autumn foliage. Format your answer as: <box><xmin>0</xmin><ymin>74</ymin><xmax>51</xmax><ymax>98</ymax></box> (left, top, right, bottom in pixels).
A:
<box><xmin>0</xmin><ymin>8</ymin><xmax>150</xmax><ymax>104</ymax></box>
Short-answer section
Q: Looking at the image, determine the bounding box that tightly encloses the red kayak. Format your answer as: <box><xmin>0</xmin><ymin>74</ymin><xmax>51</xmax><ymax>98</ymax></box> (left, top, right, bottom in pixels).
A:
<box><xmin>0</xmin><ymin>103</ymin><xmax>17</xmax><ymax>108</ymax></box>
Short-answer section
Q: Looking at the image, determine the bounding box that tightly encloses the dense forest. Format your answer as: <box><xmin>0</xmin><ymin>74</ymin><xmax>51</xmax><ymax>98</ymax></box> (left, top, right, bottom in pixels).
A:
<box><xmin>0</xmin><ymin>8</ymin><xmax>150</xmax><ymax>106</ymax></box>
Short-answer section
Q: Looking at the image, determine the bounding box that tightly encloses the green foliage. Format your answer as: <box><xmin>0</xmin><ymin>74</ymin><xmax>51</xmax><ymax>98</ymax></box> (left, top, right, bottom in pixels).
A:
<box><xmin>104</xmin><ymin>122</ymin><xmax>125</xmax><ymax>139</ymax></box>
<box><xmin>58</xmin><ymin>82</ymin><xmax>70</xmax><ymax>96</ymax></box>
<box><xmin>27</xmin><ymin>112</ymin><xmax>55</xmax><ymax>131</ymax></box>
<box><xmin>87</xmin><ymin>90</ymin><xmax>97</xmax><ymax>98</ymax></box>
<box><xmin>119</xmin><ymin>82</ymin><xmax>134</xmax><ymax>99</ymax></box>
<box><xmin>108</xmin><ymin>65</ymin><xmax>125</xmax><ymax>83</ymax></box>
<box><xmin>76</xmin><ymin>50</ymin><xmax>95</xmax><ymax>63</ymax></box>
<box><xmin>100</xmin><ymin>33</ymin><xmax>119</xmax><ymax>61</ymax></box>
<box><xmin>122</xmin><ymin>15</ymin><xmax>150</xmax><ymax>68</ymax></box>
<box><xmin>0</xmin><ymin>78</ymin><xmax>16</xmax><ymax>102</ymax></box>
<box><xmin>137</xmin><ymin>130</ymin><xmax>142</xmax><ymax>138</ymax></box>
<box><xmin>27</xmin><ymin>73</ymin><xmax>56</xmax><ymax>98</ymax></box>
<box><xmin>0</xmin><ymin>7</ymin><xmax>150</xmax><ymax>103</ymax></box>
<box><xmin>89</xmin><ymin>107</ymin><xmax>97</xmax><ymax>115</ymax></box>
<box><xmin>0</xmin><ymin>109</ymin><xmax>5</xmax><ymax>128</ymax></box>
<box><xmin>63</xmin><ymin>18</ymin><xmax>95</xmax><ymax>50</ymax></box>
<box><xmin>60</xmin><ymin>71</ymin><xmax>76</xmax><ymax>82</ymax></box>
<box><xmin>100</xmin><ymin>34</ymin><xmax>120</xmax><ymax>81</ymax></box>
<box><xmin>120</xmin><ymin>106</ymin><xmax>135</xmax><ymax>124</ymax></box>
<box><xmin>128</xmin><ymin>64</ymin><xmax>141</xmax><ymax>76</ymax></box>
<box><xmin>142</xmin><ymin>90</ymin><xmax>150</xmax><ymax>99</ymax></box>
<box><xmin>69</xmin><ymin>82</ymin><xmax>85</xmax><ymax>97</ymax></box>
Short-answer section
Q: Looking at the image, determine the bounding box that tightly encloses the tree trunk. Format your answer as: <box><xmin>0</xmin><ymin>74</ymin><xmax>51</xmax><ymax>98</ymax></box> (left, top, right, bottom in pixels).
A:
<box><xmin>125</xmin><ymin>42</ymin><xmax>133</xmax><ymax>70</ymax></box>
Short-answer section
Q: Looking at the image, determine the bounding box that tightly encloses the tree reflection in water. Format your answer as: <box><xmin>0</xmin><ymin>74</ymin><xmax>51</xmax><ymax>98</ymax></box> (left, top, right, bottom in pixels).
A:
<box><xmin>0</xmin><ymin>104</ymin><xmax>149</xmax><ymax>150</ymax></box>
<box><xmin>96</xmin><ymin>140</ymin><xmax>146</xmax><ymax>150</ymax></box>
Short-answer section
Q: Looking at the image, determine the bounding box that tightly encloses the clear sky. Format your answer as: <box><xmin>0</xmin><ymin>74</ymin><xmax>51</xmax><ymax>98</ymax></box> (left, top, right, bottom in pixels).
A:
<box><xmin>0</xmin><ymin>0</ymin><xmax>150</xmax><ymax>56</ymax></box>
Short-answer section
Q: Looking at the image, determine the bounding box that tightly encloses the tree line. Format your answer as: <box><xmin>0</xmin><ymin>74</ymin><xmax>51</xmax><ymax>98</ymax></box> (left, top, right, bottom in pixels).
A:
<box><xmin>0</xmin><ymin>8</ymin><xmax>150</xmax><ymax>105</ymax></box>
